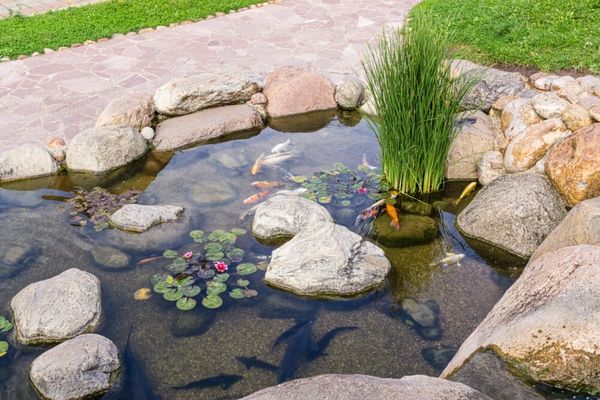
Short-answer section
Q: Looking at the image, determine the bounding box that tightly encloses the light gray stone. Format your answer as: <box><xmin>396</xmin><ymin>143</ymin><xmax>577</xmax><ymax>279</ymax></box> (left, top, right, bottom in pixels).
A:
<box><xmin>188</xmin><ymin>180</ymin><xmax>237</xmax><ymax>206</ymax></box>
<box><xmin>66</xmin><ymin>126</ymin><xmax>148</xmax><ymax>173</ymax></box>
<box><xmin>533</xmin><ymin>75</ymin><xmax>559</xmax><ymax>91</ymax></box>
<box><xmin>153</xmin><ymin>104</ymin><xmax>263</xmax><ymax>151</ymax></box>
<box><xmin>11</xmin><ymin>268</ymin><xmax>101</xmax><ymax>345</ymax></box>
<box><xmin>335</xmin><ymin>80</ymin><xmax>365</xmax><ymax>110</ymax></box>
<box><xmin>0</xmin><ymin>144</ymin><xmax>58</xmax><ymax>182</ymax></box>
<box><xmin>140</xmin><ymin>126</ymin><xmax>155</xmax><ymax>141</ymax></box>
<box><xmin>477</xmin><ymin>151</ymin><xmax>506</xmax><ymax>186</ymax></box>
<box><xmin>456</xmin><ymin>173</ymin><xmax>566</xmax><ymax>259</ymax></box>
<box><xmin>30</xmin><ymin>334</ymin><xmax>119</xmax><ymax>400</ymax></box>
<box><xmin>501</xmin><ymin>98</ymin><xmax>542</xmax><ymax>138</ymax></box>
<box><xmin>109</xmin><ymin>204</ymin><xmax>183</xmax><ymax>233</ymax></box>
<box><xmin>577</xmin><ymin>75</ymin><xmax>600</xmax><ymax>94</ymax></box>
<box><xmin>153</xmin><ymin>71</ymin><xmax>260</xmax><ymax>116</ymax></box>
<box><xmin>550</xmin><ymin>75</ymin><xmax>578</xmax><ymax>91</ymax></box>
<box><xmin>442</xmin><ymin>245</ymin><xmax>600</xmax><ymax>393</ymax></box>
<box><xmin>242</xmin><ymin>374</ymin><xmax>492</xmax><ymax>400</ymax></box>
<box><xmin>95</xmin><ymin>93</ymin><xmax>155</xmax><ymax>130</ymax></box>
<box><xmin>531</xmin><ymin>92</ymin><xmax>569</xmax><ymax>119</ymax></box>
<box><xmin>252</xmin><ymin>195</ymin><xmax>333</xmax><ymax>241</ymax></box>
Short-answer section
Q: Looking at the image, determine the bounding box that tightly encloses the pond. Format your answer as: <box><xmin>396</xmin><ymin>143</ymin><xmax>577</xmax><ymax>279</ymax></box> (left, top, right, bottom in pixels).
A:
<box><xmin>0</xmin><ymin>111</ymin><xmax>524</xmax><ymax>399</ymax></box>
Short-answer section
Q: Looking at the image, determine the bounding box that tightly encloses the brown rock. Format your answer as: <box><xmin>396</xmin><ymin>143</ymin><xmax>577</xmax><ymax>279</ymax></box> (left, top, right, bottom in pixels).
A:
<box><xmin>528</xmin><ymin>72</ymin><xmax>547</xmax><ymax>86</ymax></box>
<box><xmin>489</xmin><ymin>95</ymin><xmax>516</xmax><ymax>118</ymax></box>
<box><xmin>561</xmin><ymin>103</ymin><xmax>593</xmax><ymax>131</ymax></box>
<box><xmin>263</xmin><ymin>66</ymin><xmax>337</xmax><ymax>118</ymax></box>
<box><xmin>153</xmin><ymin>104</ymin><xmax>263</xmax><ymax>151</ymax></box>
<box><xmin>501</xmin><ymin>98</ymin><xmax>542</xmax><ymax>138</ymax></box>
<box><xmin>550</xmin><ymin>75</ymin><xmax>578</xmax><ymax>91</ymax></box>
<box><xmin>590</xmin><ymin>105</ymin><xmax>600</xmax><ymax>122</ymax></box>
<box><xmin>96</xmin><ymin>93</ymin><xmax>155</xmax><ymax>130</ymax></box>
<box><xmin>47</xmin><ymin>137</ymin><xmax>66</xmax><ymax>148</ymax></box>
<box><xmin>576</xmin><ymin>94</ymin><xmax>600</xmax><ymax>111</ymax></box>
<box><xmin>545</xmin><ymin>123</ymin><xmax>600</xmax><ymax>206</ymax></box>
<box><xmin>533</xmin><ymin>75</ymin><xmax>559</xmax><ymax>91</ymax></box>
<box><xmin>250</xmin><ymin>92</ymin><xmax>267</xmax><ymax>105</ymax></box>
<box><xmin>504</xmin><ymin>118</ymin><xmax>571</xmax><ymax>172</ymax></box>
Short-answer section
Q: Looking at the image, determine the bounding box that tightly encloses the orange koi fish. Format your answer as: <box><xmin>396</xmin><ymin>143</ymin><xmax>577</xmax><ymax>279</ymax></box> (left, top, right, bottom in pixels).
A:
<box><xmin>385</xmin><ymin>203</ymin><xmax>400</xmax><ymax>230</ymax></box>
<box><xmin>243</xmin><ymin>191</ymin><xmax>269</xmax><ymax>205</ymax></box>
<box><xmin>251</xmin><ymin>153</ymin><xmax>265</xmax><ymax>175</ymax></box>
<box><xmin>137</xmin><ymin>255</ymin><xmax>164</xmax><ymax>265</ymax></box>
<box><xmin>251</xmin><ymin>181</ymin><xmax>285</xmax><ymax>188</ymax></box>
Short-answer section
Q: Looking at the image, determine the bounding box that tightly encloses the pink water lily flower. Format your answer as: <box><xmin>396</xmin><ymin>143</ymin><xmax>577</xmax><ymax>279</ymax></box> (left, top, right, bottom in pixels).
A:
<box><xmin>182</xmin><ymin>251</ymin><xmax>193</xmax><ymax>260</ymax></box>
<box><xmin>214</xmin><ymin>261</ymin><xmax>229</xmax><ymax>273</ymax></box>
<box><xmin>357</xmin><ymin>187</ymin><xmax>368</xmax><ymax>194</ymax></box>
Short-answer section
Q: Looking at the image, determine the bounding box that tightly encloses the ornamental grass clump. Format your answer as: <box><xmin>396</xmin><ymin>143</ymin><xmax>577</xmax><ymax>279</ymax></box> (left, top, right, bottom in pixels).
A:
<box><xmin>362</xmin><ymin>13</ymin><xmax>476</xmax><ymax>194</ymax></box>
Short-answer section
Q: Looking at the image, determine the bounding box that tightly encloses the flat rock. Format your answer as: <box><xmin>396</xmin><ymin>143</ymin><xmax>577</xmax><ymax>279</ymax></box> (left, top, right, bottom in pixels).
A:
<box><xmin>264</xmin><ymin>66</ymin><xmax>337</xmax><ymax>118</ymax></box>
<box><xmin>442</xmin><ymin>245</ymin><xmax>600</xmax><ymax>393</ymax></box>
<box><xmin>242</xmin><ymin>374</ymin><xmax>492</xmax><ymax>400</ymax></box>
<box><xmin>0</xmin><ymin>144</ymin><xmax>58</xmax><ymax>182</ymax></box>
<box><xmin>30</xmin><ymin>334</ymin><xmax>119</xmax><ymax>400</ymax></box>
<box><xmin>456</xmin><ymin>173</ymin><xmax>566</xmax><ymax>259</ymax></box>
<box><xmin>11</xmin><ymin>268</ymin><xmax>101</xmax><ymax>344</ymax></box>
<box><xmin>153</xmin><ymin>71</ymin><xmax>260</xmax><ymax>116</ymax></box>
<box><xmin>372</xmin><ymin>214</ymin><xmax>438</xmax><ymax>247</ymax></box>
<box><xmin>446</xmin><ymin>111</ymin><xmax>499</xmax><ymax>179</ymax></box>
<box><xmin>252</xmin><ymin>195</ymin><xmax>333</xmax><ymax>241</ymax></box>
<box><xmin>545</xmin><ymin>123</ymin><xmax>600</xmax><ymax>206</ymax></box>
<box><xmin>66</xmin><ymin>125</ymin><xmax>148</xmax><ymax>173</ymax></box>
<box><xmin>95</xmin><ymin>93</ymin><xmax>155</xmax><ymax>130</ymax></box>
<box><xmin>477</xmin><ymin>151</ymin><xmax>506</xmax><ymax>186</ymax></box>
<box><xmin>153</xmin><ymin>104</ymin><xmax>263</xmax><ymax>151</ymax></box>
<box><xmin>265</xmin><ymin>222</ymin><xmax>390</xmax><ymax>296</ymax></box>
<box><xmin>109</xmin><ymin>204</ymin><xmax>183</xmax><ymax>232</ymax></box>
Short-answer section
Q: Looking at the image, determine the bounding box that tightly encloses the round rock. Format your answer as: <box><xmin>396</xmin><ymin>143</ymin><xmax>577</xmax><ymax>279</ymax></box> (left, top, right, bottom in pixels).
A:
<box><xmin>335</xmin><ymin>80</ymin><xmax>365</xmax><ymax>110</ymax></box>
<box><xmin>30</xmin><ymin>334</ymin><xmax>119</xmax><ymax>400</ymax></box>
<box><xmin>189</xmin><ymin>180</ymin><xmax>237</xmax><ymax>207</ymax></box>
<box><xmin>91</xmin><ymin>246</ymin><xmax>130</xmax><ymax>269</ymax></box>
<box><xmin>11</xmin><ymin>268</ymin><xmax>102</xmax><ymax>344</ymax></box>
<box><xmin>0</xmin><ymin>144</ymin><xmax>59</xmax><ymax>182</ymax></box>
<box><xmin>140</xmin><ymin>126</ymin><xmax>155</xmax><ymax>141</ymax></box>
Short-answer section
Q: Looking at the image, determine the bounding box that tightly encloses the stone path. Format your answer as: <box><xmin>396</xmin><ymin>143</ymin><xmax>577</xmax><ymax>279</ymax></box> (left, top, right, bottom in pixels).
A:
<box><xmin>0</xmin><ymin>0</ymin><xmax>419</xmax><ymax>151</ymax></box>
<box><xmin>0</xmin><ymin>0</ymin><xmax>102</xmax><ymax>18</ymax></box>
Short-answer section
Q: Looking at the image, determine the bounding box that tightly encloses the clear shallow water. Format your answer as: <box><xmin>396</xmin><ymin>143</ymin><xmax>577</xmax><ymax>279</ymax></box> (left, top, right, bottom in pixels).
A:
<box><xmin>0</xmin><ymin>113</ymin><xmax>531</xmax><ymax>399</ymax></box>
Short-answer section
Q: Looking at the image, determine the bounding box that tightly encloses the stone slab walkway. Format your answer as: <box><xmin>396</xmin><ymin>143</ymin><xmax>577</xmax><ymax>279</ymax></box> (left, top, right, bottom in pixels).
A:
<box><xmin>0</xmin><ymin>0</ymin><xmax>419</xmax><ymax>151</ymax></box>
<box><xmin>0</xmin><ymin>0</ymin><xmax>102</xmax><ymax>18</ymax></box>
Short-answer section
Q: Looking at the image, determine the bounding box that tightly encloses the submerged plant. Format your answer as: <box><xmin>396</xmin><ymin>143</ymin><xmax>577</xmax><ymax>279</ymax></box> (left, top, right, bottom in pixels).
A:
<box><xmin>67</xmin><ymin>187</ymin><xmax>140</xmax><ymax>231</ymax></box>
<box><xmin>362</xmin><ymin>12</ymin><xmax>477</xmax><ymax>194</ymax></box>
<box><xmin>151</xmin><ymin>228</ymin><xmax>259</xmax><ymax>311</ymax></box>
<box><xmin>0</xmin><ymin>315</ymin><xmax>13</xmax><ymax>357</ymax></box>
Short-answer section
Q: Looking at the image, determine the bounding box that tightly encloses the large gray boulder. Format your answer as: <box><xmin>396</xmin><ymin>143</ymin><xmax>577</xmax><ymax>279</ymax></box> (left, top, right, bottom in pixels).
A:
<box><xmin>66</xmin><ymin>125</ymin><xmax>148</xmax><ymax>173</ymax></box>
<box><xmin>242</xmin><ymin>374</ymin><xmax>492</xmax><ymax>400</ymax></box>
<box><xmin>252</xmin><ymin>195</ymin><xmax>333</xmax><ymax>241</ymax></box>
<box><xmin>266</xmin><ymin>222</ymin><xmax>390</xmax><ymax>296</ymax></box>
<box><xmin>456</xmin><ymin>173</ymin><xmax>566</xmax><ymax>259</ymax></box>
<box><xmin>0</xmin><ymin>144</ymin><xmax>59</xmax><ymax>182</ymax></box>
<box><xmin>109</xmin><ymin>204</ymin><xmax>184</xmax><ymax>233</ymax></box>
<box><xmin>30</xmin><ymin>334</ymin><xmax>119</xmax><ymax>400</ymax></box>
<box><xmin>153</xmin><ymin>104</ymin><xmax>263</xmax><ymax>151</ymax></box>
<box><xmin>11</xmin><ymin>268</ymin><xmax>101</xmax><ymax>344</ymax></box>
<box><xmin>153</xmin><ymin>71</ymin><xmax>260</xmax><ymax>116</ymax></box>
<box><xmin>442</xmin><ymin>245</ymin><xmax>600</xmax><ymax>394</ymax></box>
<box><xmin>96</xmin><ymin>93</ymin><xmax>155</xmax><ymax>130</ymax></box>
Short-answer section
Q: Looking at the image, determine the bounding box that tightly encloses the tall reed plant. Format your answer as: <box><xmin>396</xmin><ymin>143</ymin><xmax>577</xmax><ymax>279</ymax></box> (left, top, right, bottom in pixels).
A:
<box><xmin>362</xmin><ymin>12</ymin><xmax>476</xmax><ymax>194</ymax></box>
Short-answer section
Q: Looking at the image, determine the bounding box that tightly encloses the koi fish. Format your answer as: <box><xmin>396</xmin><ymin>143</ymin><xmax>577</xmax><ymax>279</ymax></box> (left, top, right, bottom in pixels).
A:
<box><xmin>386</xmin><ymin>203</ymin><xmax>400</xmax><ymax>230</ymax></box>
<box><xmin>136</xmin><ymin>256</ymin><xmax>163</xmax><ymax>265</ymax></box>
<box><xmin>455</xmin><ymin>182</ymin><xmax>478</xmax><ymax>205</ymax></box>
<box><xmin>271</xmin><ymin>139</ymin><xmax>292</xmax><ymax>154</ymax></box>
<box><xmin>262</xmin><ymin>151</ymin><xmax>297</xmax><ymax>166</ymax></box>
<box><xmin>361</xmin><ymin>154</ymin><xmax>377</xmax><ymax>170</ymax></box>
<box><xmin>251</xmin><ymin>153</ymin><xmax>265</xmax><ymax>175</ymax></box>
<box><xmin>429</xmin><ymin>252</ymin><xmax>465</xmax><ymax>267</ymax></box>
<box><xmin>354</xmin><ymin>207</ymin><xmax>380</xmax><ymax>226</ymax></box>
<box><xmin>251</xmin><ymin>181</ymin><xmax>285</xmax><ymax>188</ymax></box>
<box><xmin>243</xmin><ymin>191</ymin><xmax>270</xmax><ymax>205</ymax></box>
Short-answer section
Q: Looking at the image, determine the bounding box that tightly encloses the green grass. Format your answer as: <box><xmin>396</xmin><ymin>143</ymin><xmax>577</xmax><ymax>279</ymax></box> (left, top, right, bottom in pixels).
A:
<box><xmin>0</xmin><ymin>0</ymin><xmax>263</xmax><ymax>59</ymax></box>
<box><xmin>415</xmin><ymin>0</ymin><xmax>600</xmax><ymax>73</ymax></box>
<box><xmin>362</xmin><ymin>12</ymin><xmax>475</xmax><ymax>195</ymax></box>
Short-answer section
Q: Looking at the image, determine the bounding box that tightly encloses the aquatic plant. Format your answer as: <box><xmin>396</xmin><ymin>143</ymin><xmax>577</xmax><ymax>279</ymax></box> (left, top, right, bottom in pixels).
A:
<box><xmin>67</xmin><ymin>187</ymin><xmax>140</xmax><ymax>231</ymax></box>
<box><xmin>0</xmin><ymin>315</ymin><xmax>13</xmax><ymax>357</ymax></box>
<box><xmin>362</xmin><ymin>12</ymin><xmax>476</xmax><ymax>194</ymax></box>
<box><xmin>151</xmin><ymin>228</ymin><xmax>259</xmax><ymax>311</ymax></box>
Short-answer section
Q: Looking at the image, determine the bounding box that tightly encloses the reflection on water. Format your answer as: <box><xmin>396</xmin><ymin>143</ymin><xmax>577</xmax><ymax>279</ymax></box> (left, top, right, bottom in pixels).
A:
<box><xmin>0</xmin><ymin>113</ymin><xmax>528</xmax><ymax>399</ymax></box>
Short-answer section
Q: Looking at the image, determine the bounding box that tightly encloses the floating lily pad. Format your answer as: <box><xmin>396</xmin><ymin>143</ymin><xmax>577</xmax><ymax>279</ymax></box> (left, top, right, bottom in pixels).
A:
<box><xmin>213</xmin><ymin>273</ymin><xmax>230</xmax><ymax>283</ymax></box>
<box><xmin>219</xmin><ymin>232</ymin><xmax>237</xmax><ymax>244</ymax></box>
<box><xmin>202</xmin><ymin>295</ymin><xmax>223</xmax><ymax>309</ymax></box>
<box><xmin>229</xmin><ymin>288</ymin><xmax>245</xmax><ymax>299</ymax></box>
<box><xmin>207</xmin><ymin>281</ymin><xmax>227</xmax><ymax>295</ymax></box>
<box><xmin>153</xmin><ymin>281</ymin><xmax>172</xmax><ymax>294</ymax></box>
<box><xmin>206</xmin><ymin>252</ymin><xmax>225</xmax><ymax>261</ymax></box>
<box><xmin>318</xmin><ymin>196</ymin><xmax>332</xmax><ymax>204</ymax></box>
<box><xmin>0</xmin><ymin>341</ymin><xmax>8</xmax><ymax>357</ymax></box>
<box><xmin>236</xmin><ymin>263</ymin><xmax>257</xmax><ymax>275</ymax></box>
<box><xmin>163</xmin><ymin>289</ymin><xmax>184</xmax><ymax>301</ymax></box>
<box><xmin>134</xmin><ymin>288</ymin><xmax>152</xmax><ymax>300</ymax></box>
<box><xmin>169</xmin><ymin>257</ymin><xmax>188</xmax><ymax>274</ymax></box>
<box><xmin>163</xmin><ymin>249</ymin><xmax>178</xmax><ymax>258</ymax></box>
<box><xmin>291</xmin><ymin>175</ymin><xmax>307</xmax><ymax>183</ymax></box>
<box><xmin>236</xmin><ymin>279</ymin><xmax>250</xmax><ymax>287</ymax></box>
<box><xmin>244</xmin><ymin>289</ymin><xmax>258</xmax><ymax>298</ymax></box>
<box><xmin>182</xmin><ymin>285</ymin><xmax>201</xmax><ymax>297</ymax></box>
<box><xmin>197</xmin><ymin>269</ymin><xmax>216</xmax><ymax>279</ymax></box>
<box><xmin>175</xmin><ymin>276</ymin><xmax>194</xmax><ymax>287</ymax></box>
<box><xmin>189</xmin><ymin>230</ymin><xmax>205</xmax><ymax>242</ymax></box>
<box><xmin>208</xmin><ymin>230</ymin><xmax>227</xmax><ymax>241</ymax></box>
<box><xmin>230</xmin><ymin>228</ymin><xmax>247</xmax><ymax>236</ymax></box>
<box><xmin>204</xmin><ymin>242</ymin><xmax>223</xmax><ymax>253</ymax></box>
<box><xmin>176</xmin><ymin>297</ymin><xmax>197</xmax><ymax>311</ymax></box>
<box><xmin>341</xmin><ymin>200</ymin><xmax>352</xmax><ymax>207</ymax></box>
<box><xmin>0</xmin><ymin>316</ymin><xmax>12</xmax><ymax>333</ymax></box>
<box><xmin>151</xmin><ymin>273</ymin><xmax>170</xmax><ymax>286</ymax></box>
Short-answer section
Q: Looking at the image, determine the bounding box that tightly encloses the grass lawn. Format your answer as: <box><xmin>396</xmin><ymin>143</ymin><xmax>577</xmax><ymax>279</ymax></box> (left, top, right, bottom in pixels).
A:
<box><xmin>0</xmin><ymin>0</ymin><xmax>263</xmax><ymax>59</ymax></box>
<box><xmin>415</xmin><ymin>0</ymin><xmax>600</xmax><ymax>73</ymax></box>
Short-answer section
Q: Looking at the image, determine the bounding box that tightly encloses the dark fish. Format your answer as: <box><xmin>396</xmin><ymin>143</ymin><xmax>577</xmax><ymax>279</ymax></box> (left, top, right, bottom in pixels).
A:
<box><xmin>172</xmin><ymin>374</ymin><xmax>243</xmax><ymax>391</ymax></box>
<box><xmin>235</xmin><ymin>356</ymin><xmax>278</xmax><ymax>372</ymax></box>
<box><xmin>277</xmin><ymin>321</ymin><xmax>317</xmax><ymax>384</ymax></box>
<box><xmin>307</xmin><ymin>326</ymin><xmax>359</xmax><ymax>361</ymax></box>
<box><xmin>121</xmin><ymin>327</ymin><xmax>161</xmax><ymax>400</ymax></box>
<box><xmin>272</xmin><ymin>319</ymin><xmax>311</xmax><ymax>349</ymax></box>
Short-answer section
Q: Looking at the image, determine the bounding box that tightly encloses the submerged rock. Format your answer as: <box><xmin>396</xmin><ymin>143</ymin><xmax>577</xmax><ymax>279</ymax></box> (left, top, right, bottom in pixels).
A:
<box><xmin>442</xmin><ymin>245</ymin><xmax>600</xmax><ymax>394</ymax></box>
<box><xmin>171</xmin><ymin>310</ymin><xmax>216</xmax><ymax>337</ymax></box>
<box><xmin>0</xmin><ymin>144</ymin><xmax>59</xmax><ymax>182</ymax></box>
<box><xmin>242</xmin><ymin>374</ymin><xmax>493</xmax><ymax>400</ymax></box>
<box><xmin>11</xmin><ymin>268</ymin><xmax>101</xmax><ymax>344</ymax></box>
<box><xmin>109</xmin><ymin>204</ymin><xmax>184</xmax><ymax>233</ymax></box>
<box><xmin>30</xmin><ymin>334</ymin><xmax>120</xmax><ymax>400</ymax></box>
<box><xmin>398</xmin><ymin>298</ymin><xmax>442</xmax><ymax>340</ymax></box>
<box><xmin>372</xmin><ymin>214</ymin><xmax>437</xmax><ymax>247</ymax></box>
<box><xmin>0</xmin><ymin>242</ymin><xmax>38</xmax><ymax>279</ymax></box>
<box><xmin>258</xmin><ymin>293</ymin><xmax>317</xmax><ymax>321</ymax></box>
<box><xmin>422</xmin><ymin>345</ymin><xmax>458</xmax><ymax>371</ymax></box>
<box><xmin>91</xmin><ymin>245</ymin><xmax>130</xmax><ymax>269</ymax></box>
<box><xmin>188</xmin><ymin>180</ymin><xmax>237</xmax><ymax>207</ymax></box>
<box><xmin>456</xmin><ymin>173</ymin><xmax>566</xmax><ymax>259</ymax></box>
<box><xmin>96</xmin><ymin>93</ymin><xmax>155</xmax><ymax>130</ymax></box>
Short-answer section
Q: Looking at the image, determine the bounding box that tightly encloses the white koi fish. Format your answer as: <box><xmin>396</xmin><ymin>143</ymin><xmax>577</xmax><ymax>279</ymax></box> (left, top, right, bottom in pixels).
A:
<box><xmin>271</xmin><ymin>139</ymin><xmax>293</xmax><ymax>154</ymax></box>
<box><xmin>429</xmin><ymin>252</ymin><xmax>465</xmax><ymax>267</ymax></box>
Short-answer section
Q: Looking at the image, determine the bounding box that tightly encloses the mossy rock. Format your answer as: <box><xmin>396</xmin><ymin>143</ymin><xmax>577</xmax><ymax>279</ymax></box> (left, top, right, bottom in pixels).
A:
<box><xmin>372</xmin><ymin>214</ymin><xmax>438</xmax><ymax>247</ymax></box>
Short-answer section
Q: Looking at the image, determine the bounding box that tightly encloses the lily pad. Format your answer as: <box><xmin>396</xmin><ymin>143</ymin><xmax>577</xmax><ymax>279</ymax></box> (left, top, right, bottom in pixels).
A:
<box><xmin>0</xmin><ymin>341</ymin><xmax>8</xmax><ymax>357</ymax></box>
<box><xmin>206</xmin><ymin>252</ymin><xmax>225</xmax><ymax>261</ymax></box>
<box><xmin>236</xmin><ymin>279</ymin><xmax>250</xmax><ymax>287</ymax></box>
<box><xmin>0</xmin><ymin>316</ymin><xmax>12</xmax><ymax>333</ymax></box>
<box><xmin>202</xmin><ymin>295</ymin><xmax>223</xmax><ymax>309</ymax></box>
<box><xmin>175</xmin><ymin>276</ymin><xmax>194</xmax><ymax>287</ymax></box>
<box><xmin>219</xmin><ymin>232</ymin><xmax>237</xmax><ymax>244</ymax></box>
<box><xmin>318</xmin><ymin>196</ymin><xmax>332</xmax><ymax>204</ymax></box>
<box><xmin>197</xmin><ymin>269</ymin><xmax>216</xmax><ymax>279</ymax></box>
<box><xmin>208</xmin><ymin>230</ymin><xmax>227</xmax><ymax>241</ymax></box>
<box><xmin>134</xmin><ymin>288</ymin><xmax>152</xmax><ymax>300</ymax></box>
<box><xmin>213</xmin><ymin>273</ymin><xmax>230</xmax><ymax>283</ymax></box>
<box><xmin>151</xmin><ymin>273</ymin><xmax>170</xmax><ymax>286</ymax></box>
<box><xmin>163</xmin><ymin>249</ymin><xmax>178</xmax><ymax>258</ymax></box>
<box><xmin>292</xmin><ymin>175</ymin><xmax>307</xmax><ymax>183</ymax></box>
<box><xmin>230</xmin><ymin>228</ymin><xmax>247</xmax><ymax>235</ymax></box>
<box><xmin>163</xmin><ymin>289</ymin><xmax>184</xmax><ymax>301</ymax></box>
<box><xmin>176</xmin><ymin>297</ymin><xmax>197</xmax><ymax>311</ymax></box>
<box><xmin>236</xmin><ymin>263</ymin><xmax>257</xmax><ymax>275</ymax></box>
<box><xmin>204</xmin><ymin>242</ymin><xmax>223</xmax><ymax>253</ymax></box>
<box><xmin>207</xmin><ymin>281</ymin><xmax>227</xmax><ymax>295</ymax></box>
<box><xmin>189</xmin><ymin>230</ymin><xmax>205</xmax><ymax>242</ymax></box>
<box><xmin>153</xmin><ymin>281</ymin><xmax>172</xmax><ymax>294</ymax></box>
<box><xmin>229</xmin><ymin>288</ymin><xmax>245</xmax><ymax>299</ymax></box>
<box><xmin>182</xmin><ymin>285</ymin><xmax>201</xmax><ymax>297</ymax></box>
<box><xmin>341</xmin><ymin>200</ymin><xmax>352</xmax><ymax>207</ymax></box>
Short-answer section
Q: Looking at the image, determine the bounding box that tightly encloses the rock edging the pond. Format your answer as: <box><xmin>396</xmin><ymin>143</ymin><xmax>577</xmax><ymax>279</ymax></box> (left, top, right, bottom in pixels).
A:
<box><xmin>109</xmin><ymin>204</ymin><xmax>184</xmax><ymax>233</ymax></box>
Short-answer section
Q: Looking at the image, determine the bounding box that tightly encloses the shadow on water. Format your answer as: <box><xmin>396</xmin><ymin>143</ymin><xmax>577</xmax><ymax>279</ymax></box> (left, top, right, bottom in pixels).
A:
<box><xmin>0</xmin><ymin>111</ymin><xmax>578</xmax><ymax>400</ymax></box>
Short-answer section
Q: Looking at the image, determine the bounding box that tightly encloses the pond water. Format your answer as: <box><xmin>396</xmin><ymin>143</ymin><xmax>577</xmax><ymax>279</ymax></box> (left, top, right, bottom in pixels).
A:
<box><xmin>0</xmin><ymin>111</ymin><xmax>531</xmax><ymax>399</ymax></box>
